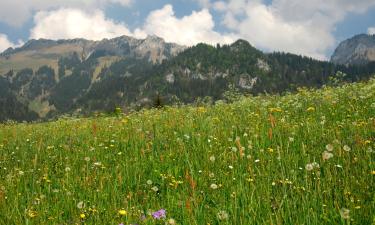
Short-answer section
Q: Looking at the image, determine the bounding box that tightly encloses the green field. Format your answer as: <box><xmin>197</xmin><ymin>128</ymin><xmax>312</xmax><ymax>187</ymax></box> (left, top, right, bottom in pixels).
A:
<box><xmin>0</xmin><ymin>79</ymin><xmax>374</xmax><ymax>224</ymax></box>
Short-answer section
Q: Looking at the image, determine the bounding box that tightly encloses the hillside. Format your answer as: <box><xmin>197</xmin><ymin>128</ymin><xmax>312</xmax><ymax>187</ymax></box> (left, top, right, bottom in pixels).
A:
<box><xmin>1</xmin><ymin>36</ymin><xmax>375</xmax><ymax>122</ymax></box>
<box><xmin>0</xmin><ymin>78</ymin><xmax>374</xmax><ymax>224</ymax></box>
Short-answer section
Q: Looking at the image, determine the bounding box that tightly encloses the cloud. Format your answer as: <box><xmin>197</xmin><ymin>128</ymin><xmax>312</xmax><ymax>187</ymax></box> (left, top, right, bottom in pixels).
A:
<box><xmin>0</xmin><ymin>34</ymin><xmax>23</xmax><ymax>53</ymax></box>
<box><xmin>195</xmin><ymin>0</ymin><xmax>211</xmax><ymax>8</ymax></box>
<box><xmin>0</xmin><ymin>0</ymin><xmax>132</xmax><ymax>27</ymax></box>
<box><xmin>28</xmin><ymin>4</ymin><xmax>235</xmax><ymax>46</ymax></box>
<box><xmin>30</xmin><ymin>8</ymin><xmax>132</xmax><ymax>40</ymax></box>
<box><xmin>369</xmin><ymin>27</ymin><xmax>375</xmax><ymax>35</ymax></box>
<box><xmin>212</xmin><ymin>0</ymin><xmax>375</xmax><ymax>59</ymax></box>
<box><xmin>134</xmin><ymin>4</ymin><xmax>237</xmax><ymax>46</ymax></box>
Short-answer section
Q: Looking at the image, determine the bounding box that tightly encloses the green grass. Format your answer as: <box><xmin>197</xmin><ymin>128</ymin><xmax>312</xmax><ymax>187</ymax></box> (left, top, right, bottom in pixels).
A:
<box><xmin>0</xmin><ymin>79</ymin><xmax>374</xmax><ymax>224</ymax></box>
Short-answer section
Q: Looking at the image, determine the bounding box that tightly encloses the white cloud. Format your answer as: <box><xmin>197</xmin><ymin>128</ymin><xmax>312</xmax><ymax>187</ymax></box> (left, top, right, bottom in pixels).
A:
<box><xmin>369</xmin><ymin>27</ymin><xmax>375</xmax><ymax>35</ymax></box>
<box><xmin>0</xmin><ymin>34</ymin><xmax>23</xmax><ymax>53</ymax></box>
<box><xmin>0</xmin><ymin>0</ymin><xmax>132</xmax><ymax>27</ymax></box>
<box><xmin>213</xmin><ymin>0</ymin><xmax>375</xmax><ymax>59</ymax></box>
<box><xmin>30</xmin><ymin>8</ymin><xmax>132</xmax><ymax>40</ymax></box>
<box><xmin>134</xmin><ymin>4</ymin><xmax>237</xmax><ymax>46</ymax></box>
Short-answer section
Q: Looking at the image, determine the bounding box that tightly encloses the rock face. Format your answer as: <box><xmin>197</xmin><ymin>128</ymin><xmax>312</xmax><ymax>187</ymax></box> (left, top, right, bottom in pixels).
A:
<box><xmin>331</xmin><ymin>34</ymin><xmax>375</xmax><ymax>65</ymax></box>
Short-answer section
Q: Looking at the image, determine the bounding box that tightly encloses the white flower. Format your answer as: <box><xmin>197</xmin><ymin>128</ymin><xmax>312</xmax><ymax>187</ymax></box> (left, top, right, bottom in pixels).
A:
<box><xmin>77</xmin><ymin>201</ymin><xmax>84</xmax><ymax>209</ymax></box>
<box><xmin>343</xmin><ymin>145</ymin><xmax>351</xmax><ymax>152</ymax></box>
<box><xmin>340</xmin><ymin>208</ymin><xmax>350</xmax><ymax>219</ymax></box>
<box><xmin>151</xmin><ymin>186</ymin><xmax>159</xmax><ymax>192</ymax></box>
<box><xmin>84</xmin><ymin>157</ymin><xmax>90</xmax><ymax>162</ymax></box>
<box><xmin>228</xmin><ymin>165</ymin><xmax>233</xmax><ymax>169</ymax></box>
<box><xmin>217</xmin><ymin>210</ymin><xmax>229</xmax><ymax>220</ymax></box>
<box><xmin>209</xmin><ymin>172</ymin><xmax>215</xmax><ymax>178</ymax></box>
<box><xmin>326</xmin><ymin>144</ymin><xmax>334</xmax><ymax>152</ymax></box>
<box><xmin>254</xmin><ymin>159</ymin><xmax>260</xmax><ymax>163</ymax></box>
<box><xmin>231</xmin><ymin>146</ymin><xmax>238</xmax><ymax>152</ymax></box>
<box><xmin>210</xmin><ymin>183</ymin><xmax>218</xmax><ymax>190</ymax></box>
<box><xmin>146</xmin><ymin>180</ymin><xmax>153</xmax><ymax>185</ymax></box>
<box><xmin>311</xmin><ymin>162</ymin><xmax>320</xmax><ymax>169</ymax></box>
<box><xmin>93</xmin><ymin>162</ymin><xmax>102</xmax><ymax>167</ymax></box>
<box><xmin>305</xmin><ymin>163</ymin><xmax>314</xmax><ymax>171</ymax></box>
<box><xmin>209</xmin><ymin>155</ymin><xmax>216</xmax><ymax>162</ymax></box>
<box><xmin>289</xmin><ymin>137</ymin><xmax>294</xmax><ymax>142</ymax></box>
<box><xmin>65</xmin><ymin>167</ymin><xmax>71</xmax><ymax>172</ymax></box>
<box><xmin>167</xmin><ymin>218</ymin><xmax>176</xmax><ymax>225</ymax></box>
<box><xmin>322</xmin><ymin>151</ymin><xmax>334</xmax><ymax>161</ymax></box>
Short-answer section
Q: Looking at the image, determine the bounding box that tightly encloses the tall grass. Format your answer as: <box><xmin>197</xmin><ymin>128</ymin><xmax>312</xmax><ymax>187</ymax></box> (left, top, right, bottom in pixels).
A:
<box><xmin>0</xmin><ymin>79</ymin><xmax>374</xmax><ymax>224</ymax></box>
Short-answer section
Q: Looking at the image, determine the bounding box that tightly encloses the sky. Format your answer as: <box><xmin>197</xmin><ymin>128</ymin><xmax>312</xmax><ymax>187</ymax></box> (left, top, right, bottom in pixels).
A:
<box><xmin>1</xmin><ymin>0</ymin><xmax>375</xmax><ymax>60</ymax></box>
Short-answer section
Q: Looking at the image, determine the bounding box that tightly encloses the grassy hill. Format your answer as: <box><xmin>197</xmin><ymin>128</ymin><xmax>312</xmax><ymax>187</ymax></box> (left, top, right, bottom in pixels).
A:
<box><xmin>0</xmin><ymin>79</ymin><xmax>374</xmax><ymax>224</ymax></box>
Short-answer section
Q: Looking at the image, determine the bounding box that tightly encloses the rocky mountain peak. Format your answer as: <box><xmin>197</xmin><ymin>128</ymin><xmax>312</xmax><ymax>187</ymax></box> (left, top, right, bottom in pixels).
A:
<box><xmin>331</xmin><ymin>34</ymin><xmax>375</xmax><ymax>65</ymax></box>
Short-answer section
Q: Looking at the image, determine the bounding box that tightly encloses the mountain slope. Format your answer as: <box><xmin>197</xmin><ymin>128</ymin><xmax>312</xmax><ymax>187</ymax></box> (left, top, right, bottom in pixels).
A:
<box><xmin>331</xmin><ymin>34</ymin><xmax>375</xmax><ymax>65</ymax></box>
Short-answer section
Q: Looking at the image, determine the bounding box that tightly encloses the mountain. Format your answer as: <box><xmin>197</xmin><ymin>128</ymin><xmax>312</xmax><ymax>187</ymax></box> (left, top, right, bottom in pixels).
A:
<box><xmin>0</xmin><ymin>35</ymin><xmax>375</xmax><ymax>122</ymax></box>
<box><xmin>331</xmin><ymin>34</ymin><xmax>375</xmax><ymax>65</ymax></box>
<box><xmin>0</xmin><ymin>35</ymin><xmax>186</xmax><ymax>75</ymax></box>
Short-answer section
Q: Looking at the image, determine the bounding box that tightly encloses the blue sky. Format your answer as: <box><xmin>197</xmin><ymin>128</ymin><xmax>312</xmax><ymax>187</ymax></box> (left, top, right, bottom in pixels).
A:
<box><xmin>0</xmin><ymin>0</ymin><xmax>375</xmax><ymax>60</ymax></box>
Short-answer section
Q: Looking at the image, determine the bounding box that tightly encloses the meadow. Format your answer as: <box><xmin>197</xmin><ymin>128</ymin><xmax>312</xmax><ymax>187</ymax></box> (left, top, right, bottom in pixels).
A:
<box><xmin>0</xmin><ymin>79</ymin><xmax>374</xmax><ymax>225</ymax></box>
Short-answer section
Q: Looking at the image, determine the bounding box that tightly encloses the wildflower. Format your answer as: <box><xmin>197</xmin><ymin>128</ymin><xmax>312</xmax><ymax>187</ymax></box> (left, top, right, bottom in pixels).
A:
<box><xmin>311</xmin><ymin>162</ymin><xmax>320</xmax><ymax>169</ymax></box>
<box><xmin>209</xmin><ymin>156</ymin><xmax>215</xmax><ymax>162</ymax></box>
<box><xmin>152</xmin><ymin>209</ymin><xmax>166</xmax><ymax>219</ymax></box>
<box><xmin>93</xmin><ymin>162</ymin><xmax>102</xmax><ymax>167</ymax></box>
<box><xmin>322</xmin><ymin>151</ymin><xmax>333</xmax><ymax>161</ymax></box>
<box><xmin>326</xmin><ymin>144</ymin><xmax>334</xmax><ymax>152</ymax></box>
<box><xmin>80</xmin><ymin>213</ymin><xmax>86</xmax><ymax>219</ymax></box>
<box><xmin>118</xmin><ymin>209</ymin><xmax>127</xmax><ymax>216</ymax></box>
<box><xmin>231</xmin><ymin>146</ymin><xmax>237</xmax><ymax>152</ymax></box>
<box><xmin>27</xmin><ymin>209</ymin><xmax>37</xmax><ymax>218</ymax></box>
<box><xmin>371</xmin><ymin>171</ymin><xmax>375</xmax><ymax>175</ymax></box>
<box><xmin>305</xmin><ymin>163</ymin><xmax>314</xmax><ymax>171</ymax></box>
<box><xmin>151</xmin><ymin>186</ymin><xmax>159</xmax><ymax>192</ymax></box>
<box><xmin>209</xmin><ymin>172</ymin><xmax>215</xmax><ymax>178</ymax></box>
<box><xmin>65</xmin><ymin>167</ymin><xmax>71</xmax><ymax>172</ymax></box>
<box><xmin>210</xmin><ymin>183</ymin><xmax>218</xmax><ymax>190</ymax></box>
<box><xmin>343</xmin><ymin>145</ymin><xmax>351</xmax><ymax>152</ymax></box>
<box><xmin>254</xmin><ymin>159</ymin><xmax>260</xmax><ymax>163</ymax></box>
<box><xmin>77</xmin><ymin>201</ymin><xmax>84</xmax><ymax>209</ymax></box>
<box><xmin>289</xmin><ymin>137</ymin><xmax>294</xmax><ymax>142</ymax></box>
<box><xmin>340</xmin><ymin>208</ymin><xmax>350</xmax><ymax>219</ymax></box>
<box><xmin>306</xmin><ymin>107</ymin><xmax>315</xmax><ymax>112</ymax></box>
<box><xmin>167</xmin><ymin>218</ymin><xmax>176</xmax><ymax>225</ymax></box>
<box><xmin>146</xmin><ymin>180</ymin><xmax>153</xmax><ymax>185</ymax></box>
<box><xmin>228</xmin><ymin>165</ymin><xmax>233</xmax><ymax>169</ymax></box>
<box><xmin>217</xmin><ymin>210</ymin><xmax>229</xmax><ymax>220</ymax></box>
<box><xmin>84</xmin><ymin>157</ymin><xmax>90</xmax><ymax>162</ymax></box>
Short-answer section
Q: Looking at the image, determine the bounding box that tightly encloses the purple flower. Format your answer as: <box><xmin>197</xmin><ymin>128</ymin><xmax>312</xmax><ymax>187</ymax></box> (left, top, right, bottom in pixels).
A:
<box><xmin>152</xmin><ymin>209</ymin><xmax>166</xmax><ymax>219</ymax></box>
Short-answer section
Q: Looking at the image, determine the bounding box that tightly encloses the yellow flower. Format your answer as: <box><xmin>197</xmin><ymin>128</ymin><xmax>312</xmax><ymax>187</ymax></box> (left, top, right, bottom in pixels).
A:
<box><xmin>306</xmin><ymin>107</ymin><xmax>315</xmax><ymax>112</ymax></box>
<box><xmin>269</xmin><ymin>107</ymin><xmax>282</xmax><ymax>113</ymax></box>
<box><xmin>118</xmin><ymin>209</ymin><xmax>127</xmax><ymax>216</ymax></box>
<box><xmin>27</xmin><ymin>210</ymin><xmax>37</xmax><ymax>218</ymax></box>
<box><xmin>80</xmin><ymin>213</ymin><xmax>86</xmax><ymax>219</ymax></box>
<box><xmin>372</xmin><ymin>171</ymin><xmax>375</xmax><ymax>175</ymax></box>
